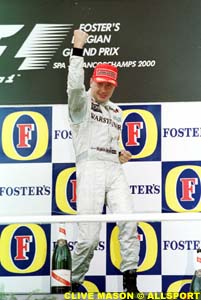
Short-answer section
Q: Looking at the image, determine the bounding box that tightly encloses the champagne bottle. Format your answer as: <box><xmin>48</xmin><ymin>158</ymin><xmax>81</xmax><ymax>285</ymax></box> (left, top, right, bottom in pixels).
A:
<box><xmin>51</xmin><ymin>223</ymin><xmax>72</xmax><ymax>294</ymax></box>
<box><xmin>190</xmin><ymin>248</ymin><xmax>201</xmax><ymax>298</ymax></box>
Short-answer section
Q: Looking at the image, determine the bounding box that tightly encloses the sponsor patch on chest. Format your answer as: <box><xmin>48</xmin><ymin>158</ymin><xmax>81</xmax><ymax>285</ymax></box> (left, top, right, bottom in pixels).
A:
<box><xmin>91</xmin><ymin>111</ymin><xmax>121</xmax><ymax>130</ymax></box>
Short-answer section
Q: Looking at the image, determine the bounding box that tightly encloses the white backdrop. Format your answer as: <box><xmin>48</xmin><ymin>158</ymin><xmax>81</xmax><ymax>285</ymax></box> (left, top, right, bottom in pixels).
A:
<box><xmin>0</xmin><ymin>102</ymin><xmax>200</xmax><ymax>293</ymax></box>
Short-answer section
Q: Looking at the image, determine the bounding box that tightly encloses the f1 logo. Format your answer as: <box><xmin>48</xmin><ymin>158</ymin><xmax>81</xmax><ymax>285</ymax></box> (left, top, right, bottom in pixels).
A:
<box><xmin>0</xmin><ymin>24</ymin><xmax>72</xmax><ymax>70</ymax></box>
<box><xmin>0</xmin><ymin>25</ymin><xmax>24</xmax><ymax>56</ymax></box>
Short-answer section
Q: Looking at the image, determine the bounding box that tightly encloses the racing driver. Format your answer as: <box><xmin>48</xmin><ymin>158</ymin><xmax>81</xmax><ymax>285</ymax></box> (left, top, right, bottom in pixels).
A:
<box><xmin>67</xmin><ymin>29</ymin><xmax>140</xmax><ymax>293</ymax></box>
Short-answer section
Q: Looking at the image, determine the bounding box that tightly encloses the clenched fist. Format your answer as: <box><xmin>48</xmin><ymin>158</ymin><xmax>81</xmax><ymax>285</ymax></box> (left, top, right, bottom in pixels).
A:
<box><xmin>119</xmin><ymin>150</ymin><xmax>132</xmax><ymax>164</ymax></box>
<box><xmin>73</xmin><ymin>29</ymin><xmax>89</xmax><ymax>49</ymax></box>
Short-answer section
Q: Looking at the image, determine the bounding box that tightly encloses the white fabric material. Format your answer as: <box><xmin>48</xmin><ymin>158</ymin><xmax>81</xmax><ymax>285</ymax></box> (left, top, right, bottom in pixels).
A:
<box><xmin>67</xmin><ymin>56</ymin><xmax>121</xmax><ymax>163</ymax></box>
<box><xmin>67</xmin><ymin>55</ymin><xmax>140</xmax><ymax>283</ymax></box>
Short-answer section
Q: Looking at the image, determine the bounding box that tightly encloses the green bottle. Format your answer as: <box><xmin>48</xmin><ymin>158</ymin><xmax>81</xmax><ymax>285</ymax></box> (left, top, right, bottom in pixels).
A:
<box><xmin>51</xmin><ymin>223</ymin><xmax>72</xmax><ymax>294</ymax></box>
<box><xmin>190</xmin><ymin>248</ymin><xmax>201</xmax><ymax>299</ymax></box>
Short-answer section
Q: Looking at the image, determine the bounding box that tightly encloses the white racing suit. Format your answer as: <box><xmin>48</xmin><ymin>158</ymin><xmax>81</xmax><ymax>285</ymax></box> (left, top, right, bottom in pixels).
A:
<box><xmin>67</xmin><ymin>55</ymin><xmax>140</xmax><ymax>284</ymax></box>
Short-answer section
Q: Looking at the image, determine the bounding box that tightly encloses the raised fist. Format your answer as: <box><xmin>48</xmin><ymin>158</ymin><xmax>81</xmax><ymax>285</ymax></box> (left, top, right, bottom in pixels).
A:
<box><xmin>73</xmin><ymin>29</ymin><xmax>89</xmax><ymax>49</ymax></box>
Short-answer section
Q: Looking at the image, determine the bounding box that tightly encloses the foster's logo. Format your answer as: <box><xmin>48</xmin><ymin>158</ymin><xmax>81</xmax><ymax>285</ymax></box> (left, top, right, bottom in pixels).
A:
<box><xmin>162</xmin><ymin>276</ymin><xmax>191</xmax><ymax>292</ymax></box>
<box><xmin>0</xmin><ymin>107</ymin><xmax>52</xmax><ymax>162</ymax></box>
<box><xmin>120</xmin><ymin>105</ymin><xmax>161</xmax><ymax>161</ymax></box>
<box><xmin>162</xmin><ymin>162</ymin><xmax>201</xmax><ymax>212</ymax></box>
<box><xmin>52</xmin><ymin>163</ymin><xmax>77</xmax><ymax>215</ymax></box>
<box><xmin>0</xmin><ymin>224</ymin><xmax>50</xmax><ymax>275</ymax></box>
<box><xmin>106</xmin><ymin>222</ymin><xmax>161</xmax><ymax>275</ymax></box>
